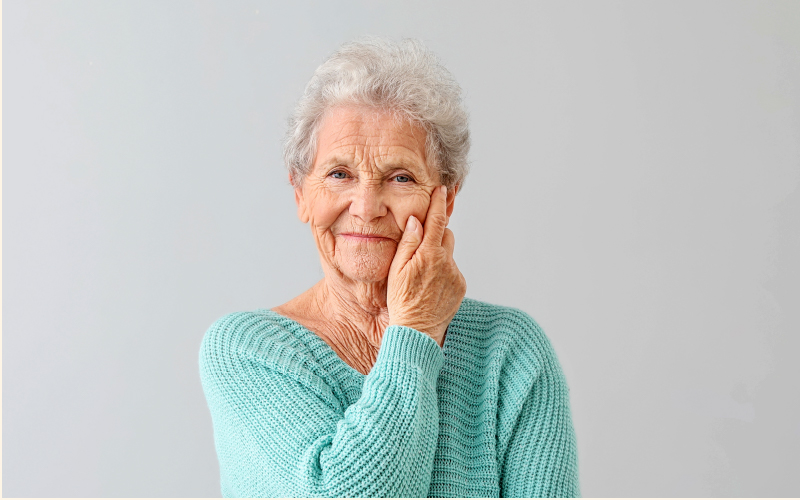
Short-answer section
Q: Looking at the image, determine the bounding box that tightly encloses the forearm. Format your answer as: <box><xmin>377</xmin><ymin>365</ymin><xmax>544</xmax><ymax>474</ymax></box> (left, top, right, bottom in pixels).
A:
<box><xmin>203</xmin><ymin>322</ymin><xmax>445</xmax><ymax>498</ymax></box>
<box><xmin>309</xmin><ymin>325</ymin><xmax>444</xmax><ymax>497</ymax></box>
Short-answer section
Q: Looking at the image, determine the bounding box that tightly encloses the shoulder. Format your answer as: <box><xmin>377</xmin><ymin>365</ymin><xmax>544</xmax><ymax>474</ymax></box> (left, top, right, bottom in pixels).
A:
<box><xmin>199</xmin><ymin>309</ymin><xmax>323</xmax><ymax>393</ymax></box>
<box><xmin>200</xmin><ymin>309</ymin><xmax>294</xmax><ymax>360</ymax></box>
<box><xmin>453</xmin><ymin>297</ymin><xmax>552</xmax><ymax>358</ymax></box>
<box><xmin>452</xmin><ymin>297</ymin><xmax>567</xmax><ymax>389</ymax></box>
<box><xmin>455</xmin><ymin>298</ymin><xmax>573</xmax><ymax>443</ymax></box>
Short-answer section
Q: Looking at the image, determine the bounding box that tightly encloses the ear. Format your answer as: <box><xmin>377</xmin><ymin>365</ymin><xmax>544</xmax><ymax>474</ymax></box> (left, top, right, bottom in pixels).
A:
<box><xmin>445</xmin><ymin>183</ymin><xmax>459</xmax><ymax>217</ymax></box>
<box><xmin>291</xmin><ymin>173</ymin><xmax>310</xmax><ymax>224</ymax></box>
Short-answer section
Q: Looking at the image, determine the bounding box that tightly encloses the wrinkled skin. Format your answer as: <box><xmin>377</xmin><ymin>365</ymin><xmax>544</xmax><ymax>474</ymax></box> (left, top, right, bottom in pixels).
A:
<box><xmin>273</xmin><ymin>106</ymin><xmax>466</xmax><ymax>375</ymax></box>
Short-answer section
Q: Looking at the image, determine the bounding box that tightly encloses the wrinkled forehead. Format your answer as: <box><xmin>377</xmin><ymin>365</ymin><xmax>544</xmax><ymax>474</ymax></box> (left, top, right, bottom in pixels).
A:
<box><xmin>312</xmin><ymin>106</ymin><xmax>433</xmax><ymax>174</ymax></box>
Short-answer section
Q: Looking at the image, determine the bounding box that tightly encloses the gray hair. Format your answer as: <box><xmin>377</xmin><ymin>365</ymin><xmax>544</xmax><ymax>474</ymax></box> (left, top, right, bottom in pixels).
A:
<box><xmin>283</xmin><ymin>37</ymin><xmax>470</xmax><ymax>193</ymax></box>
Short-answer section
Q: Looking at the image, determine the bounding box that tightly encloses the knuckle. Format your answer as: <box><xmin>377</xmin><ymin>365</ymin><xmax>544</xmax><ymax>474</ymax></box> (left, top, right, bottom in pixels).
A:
<box><xmin>430</xmin><ymin>211</ymin><xmax>447</xmax><ymax>226</ymax></box>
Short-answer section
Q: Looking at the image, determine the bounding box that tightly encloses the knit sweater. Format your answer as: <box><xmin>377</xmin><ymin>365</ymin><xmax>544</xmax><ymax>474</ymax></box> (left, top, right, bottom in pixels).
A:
<box><xmin>199</xmin><ymin>296</ymin><xmax>580</xmax><ymax>498</ymax></box>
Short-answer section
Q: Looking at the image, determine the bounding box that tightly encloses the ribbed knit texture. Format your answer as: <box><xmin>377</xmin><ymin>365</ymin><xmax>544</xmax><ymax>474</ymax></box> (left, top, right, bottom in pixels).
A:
<box><xmin>199</xmin><ymin>296</ymin><xmax>580</xmax><ymax>498</ymax></box>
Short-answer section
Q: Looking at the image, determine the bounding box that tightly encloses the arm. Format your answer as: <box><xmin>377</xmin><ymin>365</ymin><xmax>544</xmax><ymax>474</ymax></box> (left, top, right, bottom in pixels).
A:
<box><xmin>200</xmin><ymin>316</ymin><xmax>444</xmax><ymax>498</ymax></box>
<box><xmin>498</xmin><ymin>314</ymin><xmax>580</xmax><ymax>498</ymax></box>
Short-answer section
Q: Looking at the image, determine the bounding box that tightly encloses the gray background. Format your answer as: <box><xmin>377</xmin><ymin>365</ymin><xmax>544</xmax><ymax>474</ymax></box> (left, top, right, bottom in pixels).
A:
<box><xmin>4</xmin><ymin>0</ymin><xmax>799</xmax><ymax>497</ymax></box>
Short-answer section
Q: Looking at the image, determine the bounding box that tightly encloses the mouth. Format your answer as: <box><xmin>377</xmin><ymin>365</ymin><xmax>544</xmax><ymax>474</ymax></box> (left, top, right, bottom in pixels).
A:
<box><xmin>340</xmin><ymin>233</ymin><xmax>393</xmax><ymax>242</ymax></box>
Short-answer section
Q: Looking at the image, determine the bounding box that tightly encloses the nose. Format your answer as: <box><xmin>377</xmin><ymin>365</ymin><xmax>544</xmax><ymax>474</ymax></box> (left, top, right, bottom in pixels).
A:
<box><xmin>349</xmin><ymin>183</ymin><xmax>387</xmax><ymax>223</ymax></box>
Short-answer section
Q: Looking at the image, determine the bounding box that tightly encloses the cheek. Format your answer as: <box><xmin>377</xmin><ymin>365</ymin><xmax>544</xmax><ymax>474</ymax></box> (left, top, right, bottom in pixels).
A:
<box><xmin>308</xmin><ymin>190</ymin><xmax>348</xmax><ymax>228</ymax></box>
<box><xmin>392</xmin><ymin>192</ymin><xmax>431</xmax><ymax>228</ymax></box>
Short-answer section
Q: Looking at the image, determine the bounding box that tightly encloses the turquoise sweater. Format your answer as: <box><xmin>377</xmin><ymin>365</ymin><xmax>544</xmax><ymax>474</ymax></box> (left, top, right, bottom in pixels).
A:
<box><xmin>199</xmin><ymin>296</ymin><xmax>580</xmax><ymax>497</ymax></box>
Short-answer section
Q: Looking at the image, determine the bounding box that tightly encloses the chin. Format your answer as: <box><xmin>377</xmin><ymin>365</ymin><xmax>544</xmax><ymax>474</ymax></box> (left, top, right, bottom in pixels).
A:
<box><xmin>339</xmin><ymin>253</ymin><xmax>392</xmax><ymax>283</ymax></box>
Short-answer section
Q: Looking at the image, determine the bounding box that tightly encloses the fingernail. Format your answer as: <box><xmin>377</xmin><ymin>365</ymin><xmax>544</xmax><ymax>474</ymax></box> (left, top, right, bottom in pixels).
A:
<box><xmin>442</xmin><ymin>185</ymin><xmax>447</xmax><ymax>196</ymax></box>
<box><xmin>406</xmin><ymin>215</ymin><xmax>417</xmax><ymax>232</ymax></box>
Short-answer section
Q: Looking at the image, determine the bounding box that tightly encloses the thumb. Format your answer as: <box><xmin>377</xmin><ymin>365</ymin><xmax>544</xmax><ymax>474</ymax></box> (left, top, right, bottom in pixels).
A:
<box><xmin>392</xmin><ymin>215</ymin><xmax>423</xmax><ymax>268</ymax></box>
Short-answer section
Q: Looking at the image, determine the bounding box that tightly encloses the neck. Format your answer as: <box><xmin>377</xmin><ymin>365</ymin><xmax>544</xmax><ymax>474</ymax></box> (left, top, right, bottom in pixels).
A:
<box><xmin>309</xmin><ymin>275</ymin><xmax>390</xmax><ymax>348</ymax></box>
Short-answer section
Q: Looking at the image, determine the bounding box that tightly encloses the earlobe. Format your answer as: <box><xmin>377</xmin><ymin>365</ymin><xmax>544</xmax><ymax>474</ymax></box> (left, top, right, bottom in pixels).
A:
<box><xmin>294</xmin><ymin>187</ymin><xmax>309</xmax><ymax>224</ymax></box>
<box><xmin>446</xmin><ymin>184</ymin><xmax>459</xmax><ymax>217</ymax></box>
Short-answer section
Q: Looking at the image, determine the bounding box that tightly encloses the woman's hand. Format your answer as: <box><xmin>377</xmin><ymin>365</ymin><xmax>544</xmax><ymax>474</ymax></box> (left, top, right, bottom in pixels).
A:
<box><xmin>387</xmin><ymin>185</ymin><xmax>467</xmax><ymax>347</ymax></box>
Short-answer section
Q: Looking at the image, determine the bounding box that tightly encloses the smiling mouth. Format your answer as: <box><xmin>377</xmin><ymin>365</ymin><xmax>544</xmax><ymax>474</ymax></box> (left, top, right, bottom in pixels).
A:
<box><xmin>340</xmin><ymin>233</ymin><xmax>392</xmax><ymax>242</ymax></box>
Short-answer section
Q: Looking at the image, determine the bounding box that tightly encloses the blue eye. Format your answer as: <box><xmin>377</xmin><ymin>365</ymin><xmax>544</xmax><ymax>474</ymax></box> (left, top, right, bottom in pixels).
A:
<box><xmin>394</xmin><ymin>175</ymin><xmax>412</xmax><ymax>183</ymax></box>
<box><xmin>330</xmin><ymin>171</ymin><xmax>347</xmax><ymax>179</ymax></box>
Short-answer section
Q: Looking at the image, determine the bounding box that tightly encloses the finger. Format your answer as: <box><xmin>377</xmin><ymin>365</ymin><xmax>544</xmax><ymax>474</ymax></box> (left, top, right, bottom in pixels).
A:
<box><xmin>442</xmin><ymin>227</ymin><xmax>455</xmax><ymax>257</ymax></box>
<box><xmin>390</xmin><ymin>215</ymin><xmax>423</xmax><ymax>272</ymax></box>
<box><xmin>421</xmin><ymin>185</ymin><xmax>448</xmax><ymax>249</ymax></box>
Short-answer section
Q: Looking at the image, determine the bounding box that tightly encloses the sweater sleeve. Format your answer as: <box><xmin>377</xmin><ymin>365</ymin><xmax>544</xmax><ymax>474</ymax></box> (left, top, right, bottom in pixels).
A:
<box><xmin>498</xmin><ymin>311</ymin><xmax>580</xmax><ymax>498</ymax></box>
<box><xmin>199</xmin><ymin>314</ymin><xmax>445</xmax><ymax>498</ymax></box>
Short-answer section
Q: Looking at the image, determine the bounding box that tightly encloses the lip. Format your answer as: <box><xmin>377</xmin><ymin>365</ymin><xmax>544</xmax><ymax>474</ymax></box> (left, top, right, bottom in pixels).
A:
<box><xmin>340</xmin><ymin>233</ymin><xmax>392</xmax><ymax>242</ymax></box>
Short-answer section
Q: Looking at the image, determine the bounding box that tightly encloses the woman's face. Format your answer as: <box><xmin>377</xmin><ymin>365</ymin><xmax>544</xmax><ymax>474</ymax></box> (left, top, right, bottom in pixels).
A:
<box><xmin>293</xmin><ymin>106</ymin><xmax>456</xmax><ymax>284</ymax></box>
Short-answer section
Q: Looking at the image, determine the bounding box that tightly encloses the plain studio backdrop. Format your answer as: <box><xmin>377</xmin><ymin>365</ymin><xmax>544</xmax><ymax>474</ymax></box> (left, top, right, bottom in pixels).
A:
<box><xmin>4</xmin><ymin>1</ymin><xmax>799</xmax><ymax>497</ymax></box>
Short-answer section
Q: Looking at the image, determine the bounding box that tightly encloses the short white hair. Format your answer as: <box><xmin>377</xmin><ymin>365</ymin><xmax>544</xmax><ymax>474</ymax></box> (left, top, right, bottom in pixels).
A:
<box><xmin>283</xmin><ymin>37</ymin><xmax>470</xmax><ymax>192</ymax></box>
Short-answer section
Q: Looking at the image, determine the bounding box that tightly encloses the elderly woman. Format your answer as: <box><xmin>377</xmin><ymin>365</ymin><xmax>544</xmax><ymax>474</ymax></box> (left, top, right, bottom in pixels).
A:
<box><xmin>200</xmin><ymin>38</ymin><xmax>579</xmax><ymax>498</ymax></box>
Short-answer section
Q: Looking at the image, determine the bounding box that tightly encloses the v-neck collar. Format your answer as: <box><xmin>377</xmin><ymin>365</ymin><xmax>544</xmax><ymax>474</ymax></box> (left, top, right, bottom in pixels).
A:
<box><xmin>257</xmin><ymin>308</ymin><xmax>369</xmax><ymax>380</ymax></box>
<box><xmin>256</xmin><ymin>303</ymin><xmax>459</xmax><ymax>381</ymax></box>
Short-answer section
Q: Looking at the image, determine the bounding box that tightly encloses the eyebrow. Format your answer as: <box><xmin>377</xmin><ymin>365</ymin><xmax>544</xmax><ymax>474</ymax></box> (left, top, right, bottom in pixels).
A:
<box><xmin>317</xmin><ymin>156</ymin><xmax>426</xmax><ymax>176</ymax></box>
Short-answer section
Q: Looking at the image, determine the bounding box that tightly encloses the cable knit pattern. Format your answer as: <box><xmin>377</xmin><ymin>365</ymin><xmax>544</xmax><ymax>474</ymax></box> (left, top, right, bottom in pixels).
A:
<box><xmin>199</xmin><ymin>296</ymin><xmax>580</xmax><ymax>498</ymax></box>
